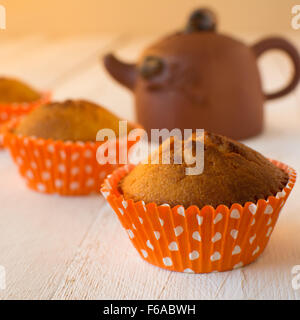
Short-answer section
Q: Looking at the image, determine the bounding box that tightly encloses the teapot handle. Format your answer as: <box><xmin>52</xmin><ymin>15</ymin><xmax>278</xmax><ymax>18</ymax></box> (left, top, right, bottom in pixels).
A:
<box><xmin>252</xmin><ymin>37</ymin><xmax>300</xmax><ymax>100</ymax></box>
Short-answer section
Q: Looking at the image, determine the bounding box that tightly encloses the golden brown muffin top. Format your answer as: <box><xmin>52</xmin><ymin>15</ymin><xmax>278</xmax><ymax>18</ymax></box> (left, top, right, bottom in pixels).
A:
<box><xmin>15</xmin><ymin>99</ymin><xmax>133</xmax><ymax>142</ymax></box>
<box><xmin>0</xmin><ymin>77</ymin><xmax>40</xmax><ymax>103</ymax></box>
<box><xmin>120</xmin><ymin>131</ymin><xmax>289</xmax><ymax>209</ymax></box>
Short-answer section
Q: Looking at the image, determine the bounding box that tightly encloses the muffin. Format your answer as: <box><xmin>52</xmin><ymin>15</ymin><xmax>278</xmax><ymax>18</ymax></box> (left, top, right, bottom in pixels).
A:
<box><xmin>101</xmin><ymin>131</ymin><xmax>296</xmax><ymax>273</ymax></box>
<box><xmin>4</xmin><ymin>99</ymin><xmax>140</xmax><ymax>195</ymax></box>
<box><xmin>0</xmin><ymin>77</ymin><xmax>50</xmax><ymax>146</ymax></box>
<box><xmin>0</xmin><ymin>77</ymin><xmax>50</xmax><ymax>119</ymax></box>
<box><xmin>15</xmin><ymin>99</ymin><xmax>134</xmax><ymax>141</ymax></box>
<box><xmin>0</xmin><ymin>77</ymin><xmax>41</xmax><ymax>103</ymax></box>
<box><xmin>120</xmin><ymin>131</ymin><xmax>289</xmax><ymax>208</ymax></box>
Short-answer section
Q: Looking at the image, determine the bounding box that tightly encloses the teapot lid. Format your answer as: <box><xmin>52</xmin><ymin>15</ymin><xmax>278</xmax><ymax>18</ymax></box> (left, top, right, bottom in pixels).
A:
<box><xmin>184</xmin><ymin>8</ymin><xmax>217</xmax><ymax>33</ymax></box>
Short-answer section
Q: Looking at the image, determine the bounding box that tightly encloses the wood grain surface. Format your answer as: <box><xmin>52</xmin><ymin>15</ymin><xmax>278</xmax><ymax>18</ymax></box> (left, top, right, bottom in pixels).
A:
<box><xmin>0</xmin><ymin>33</ymin><xmax>299</xmax><ymax>300</ymax></box>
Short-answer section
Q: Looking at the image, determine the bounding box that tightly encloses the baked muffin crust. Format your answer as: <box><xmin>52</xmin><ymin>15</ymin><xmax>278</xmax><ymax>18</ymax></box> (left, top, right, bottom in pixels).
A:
<box><xmin>15</xmin><ymin>99</ymin><xmax>133</xmax><ymax>142</ymax></box>
<box><xmin>0</xmin><ymin>77</ymin><xmax>40</xmax><ymax>103</ymax></box>
<box><xmin>120</xmin><ymin>131</ymin><xmax>289</xmax><ymax>208</ymax></box>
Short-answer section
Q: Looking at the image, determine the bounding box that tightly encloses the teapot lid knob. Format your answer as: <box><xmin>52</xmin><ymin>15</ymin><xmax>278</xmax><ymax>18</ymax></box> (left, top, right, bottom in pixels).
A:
<box><xmin>185</xmin><ymin>8</ymin><xmax>217</xmax><ymax>33</ymax></box>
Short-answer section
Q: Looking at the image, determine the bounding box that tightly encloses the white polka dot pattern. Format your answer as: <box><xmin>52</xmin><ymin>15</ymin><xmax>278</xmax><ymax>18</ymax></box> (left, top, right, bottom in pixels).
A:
<box><xmin>189</xmin><ymin>251</ymin><xmax>199</xmax><ymax>261</ymax></box>
<box><xmin>192</xmin><ymin>231</ymin><xmax>201</xmax><ymax>242</ymax></box>
<box><xmin>177</xmin><ymin>206</ymin><xmax>185</xmax><ymax>216</ymax></box>
<box><xmin>213</xmin><ymin>213</ymin><xmax>223</xmax><ymax>224</ymax></box>
<box><xmin>249</xmin><ymin>234</ymin><xmax>256</xmax><ymax>244</ymax></box>
<box><xmin>232</xmin><ymin>245</ymin><xmax>241</xmax><ymax>255</ymax></box>
<box><xmin>42</xmin><ymin>172</ymin><xmax>50</xmax><ymax>181</ymax></box>
<box><xmin>196</xmin><ymin>214</ymin><xmax>203</xmax><ymax>225</ymax></box>
<box><xmin>230</xmin><ymin>229</ymin><xmax>239</xmax><ymax>239</ymax></box>
<box><xmin>230</xmin><ymin>209</ymin><xmax>240</xmax><ymax>219</ymax></box>
<box><xmin>71</xmin><ymin>167</ymin><xmax>79</xmax><ymax>175</ymax></box>
<box><xmin>266</xmin><ymin>227</ymin><xmax>272</xmax><ymax>237</ymax></box>
<box><xmin>127</xmin><ymin>229</ymin><xmax>134</xmax><ymax>239</ymax></box>
<box><xmin>211</xmin><ymin>232</ymin><xmax>222</xmax><ymax>243</ymax></box>
<box><xmin>168</xmin><ymin>242</ymin><xmax>178</xmax><ymax>251</ymax></box>
<box><xmin>146</xmin><ymin>240</ymin><xmax>154</xmax><ymax>250</ymax></box>
<box><xmin>55</xmin><ymin>179</ymin><xmax>63</xmax><ymax>188</ymax></box>
<box><xmin>58</xmin><ymin>164</ymin><xmax>65</xmax><ymax>173</ymax></box>
<box><xmin>248</xmin><ymin>204</ymin><xmax>257</xmax><ymax>215</ymax></box>
<box><xmin>101</xmin><ymin>161</ymin><xmax>295</xmax><ymax>273</ymax></box>
<box><xmin>174</xmin><ymin>226</ymin><xmax>183</xmax><ymax>237</ymax></box>
<box><xmin>3</xmin><ymin>121</ymin><xmax>132</xmax><ymax>195</ymax></box>
<box><xmin>163</xmin><ymin>257</ymin><xmax>172</xmax><ymax>267</ymax></box>
<box><xmin>0</xmin><ymin>92</ymin><xmax>51</xmax><ymax>148</ymax></box>
<box><xmin>210</xmin><ymin>252</ymin><xmax>221</xmax><ymax>261</ymax></box>
<box><xmin>153</xmin><ymin>231</ymin><xmax>160</xmax><ymax>240</ymax></box>
<box><xmin>252</xmin><ymin>246</ymin><xmax>260</xmax><ymax>256</ymax></box>
<box><xmin>26</xmin><ymin>170</ymin><xmax>33</xmax><ymax>179</ymax></box>
<box><xmin>141</xmin><ymin>250</ymin><xmax>148</xmax><ymax>258</ymax></box>
<box><xmin>37</xmin><ymin>183</ymin><xmax>46</xmax><ymax>192</ymax></box>
<box><xmin>233</xmin><ymin>262</ymin><xmax>243</xmax><ymax>269</ymax></box>
<box><xmin>183</xmin><ymin>268</ymin><xmax>194</xmax><ymax>273</ymax></box>
<box><xmin>264</xmin><ymin>205</ymin><xmax>273</xmax><ymax>214</ymax></box>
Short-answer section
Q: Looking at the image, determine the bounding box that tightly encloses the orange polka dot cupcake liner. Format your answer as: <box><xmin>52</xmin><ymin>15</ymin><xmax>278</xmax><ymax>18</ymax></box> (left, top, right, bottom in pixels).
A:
<box><xmin>101</xmin><ymin>160</ymin><xmax>296</xmax><ymax>273</ymax></box>
<box><xmin>0</xmin><ymin>92</ymin><xmax>51</xmax><ymax>148</ymax></box>
<box><xmin>3</xmin><ymin>119</ymin><xmax>140</xmax><ymax>196</ymax></box>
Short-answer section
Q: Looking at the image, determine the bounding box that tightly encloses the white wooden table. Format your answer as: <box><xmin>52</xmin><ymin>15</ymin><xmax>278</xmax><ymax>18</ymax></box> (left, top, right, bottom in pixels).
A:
<box><xmin>0</xmin><ymin>32</ymin><xmax>300</xmax><ymax>300</ymax></box>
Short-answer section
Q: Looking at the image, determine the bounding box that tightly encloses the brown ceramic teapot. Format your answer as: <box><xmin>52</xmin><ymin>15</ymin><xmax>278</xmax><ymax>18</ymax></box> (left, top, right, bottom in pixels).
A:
<box><xmin>104</xmin><ymin>9</ymin><xmax>300</xmax><ymax>140</ymax></box>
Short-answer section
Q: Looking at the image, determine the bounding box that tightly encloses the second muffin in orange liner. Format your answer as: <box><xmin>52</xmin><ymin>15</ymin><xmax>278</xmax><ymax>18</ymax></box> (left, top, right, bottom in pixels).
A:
<box><xmin>3</xmin><ymin>100</ymin><xmax>141</xmax><ymax>195</ymax></box>
<box><xmin>0</xmin><ymin>91</ymin><xmax>50</xmax><ymax>127</ymax></box>
<box><xmin>0</xmin><ymin>77</ymin><xmax>50</xmax><ymax>127</ymax></box>
<box><xmin>101</xmin><ymin>133</ymin><xmax>296</xmax><ymax>273</ymax></box>
<box><xmin>0</xmin><ymin>82</ymin><xmax>51</xmax><ymax>149</ymax></box>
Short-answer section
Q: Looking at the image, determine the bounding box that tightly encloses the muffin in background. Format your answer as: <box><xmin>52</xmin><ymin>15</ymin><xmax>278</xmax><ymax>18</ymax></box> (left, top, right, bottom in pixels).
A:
<box><xmin>0</xmin><ymin>77</ymin><xmax>50</xmax><ymax>147</ymax></box>
<box><xmin>4</xmin><ymin>99</ymin><xmax>140</xmax><ymax>195</ymax></box>
<box><xmin>0</xmin><ymin>77</ymin><xmax>41</xmax><ymax>103</ymax></box>
<box><xmin>15</xmin><ymin>99</ymin><xmax>135</xmax><ymax>141</ymax></box>
<box><xmin>101</xmin><ymin>131</ymin><xmax>296</xmax><ymax>273</ymax></box>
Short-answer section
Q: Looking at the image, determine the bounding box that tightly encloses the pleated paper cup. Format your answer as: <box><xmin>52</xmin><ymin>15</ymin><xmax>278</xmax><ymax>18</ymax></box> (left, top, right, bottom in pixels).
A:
<box><xmin>101</xmin><ymin>161</ymin><xmax>296</xmax><ymax>273</ymax></box>
<box><xmin>3</xmin><ymin>119</ymin><xmax>140</xmax><ymax>196</ymax></box>
<box><xmin>0</xmin><ymin>92</ymin><xmax>51</xmax><ymax>148</ymax></box>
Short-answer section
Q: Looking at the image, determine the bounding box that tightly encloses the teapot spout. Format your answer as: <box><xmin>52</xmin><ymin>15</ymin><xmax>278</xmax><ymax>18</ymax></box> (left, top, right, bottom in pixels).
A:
<box><xmin>103</xmin><ymin>53</ymin><xmax>137</xmax><ymax>90</ymax></box>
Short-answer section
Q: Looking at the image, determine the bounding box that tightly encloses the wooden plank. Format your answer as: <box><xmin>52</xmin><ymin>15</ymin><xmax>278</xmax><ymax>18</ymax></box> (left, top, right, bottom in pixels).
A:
<box><xmin>1</xmin><ymin>33</ymin><xmax>300</xmax><ymax>299</ymax></box>
<box><xmin>52</xmin><ymin>203</ymin><xmax>247</xmax><ymax>300</ymax></box>
<box><xmin>52</xmin><ymin>203</ymin><xmax>175</xmax><ymax>300</ymax></box>
<box><xmin>238</xmin><ymin>52</ymin><xmax>300</xmax><ymax>300</ymax></box>
<box><xmin>0</xmin><ymin>152</ymin><xmax>103</xmax><ymax>299</ymax></box>
<box><xmin>0</xmin><ymin>34</ymin><xmax>130</xmax><ymax>299</ymax></box>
